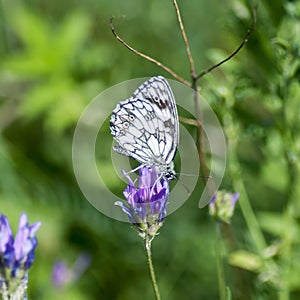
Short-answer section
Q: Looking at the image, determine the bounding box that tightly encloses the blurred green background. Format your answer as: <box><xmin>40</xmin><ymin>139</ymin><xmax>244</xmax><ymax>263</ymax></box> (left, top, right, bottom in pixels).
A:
<box><xmin>1</xmin><ymin>0</ymin><xmax>300</xmax><ymax>299</ymax></box>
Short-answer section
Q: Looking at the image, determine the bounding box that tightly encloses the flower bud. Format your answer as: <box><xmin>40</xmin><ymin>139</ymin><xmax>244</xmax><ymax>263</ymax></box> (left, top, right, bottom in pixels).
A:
<box><xmin>209</xmin><ymin>191</ymin><xmax>239</xmax><ymax>223</ymax></box>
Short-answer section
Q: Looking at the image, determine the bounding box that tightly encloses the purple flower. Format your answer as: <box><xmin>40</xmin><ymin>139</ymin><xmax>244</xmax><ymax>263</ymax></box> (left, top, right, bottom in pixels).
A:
<box><xmin>115</xmin><ymin>167</ymin><xmax>169</xmax><ymax>237</ymax></box>
<box><xmin>52</xmin><ymin>261</ymin><xmax>73</xmax><ymax>287</ymax></box>
<box><xmin>0</xmin><ymin>213</ymin><xmax>41</xmax><ymax>299</ymax></box>
<box><xmin>0</xmin><ymin>215</ymin><xmax>13</xmax><ymax>254</ymax></box>
<box><xmin>13</xmin><ymin>213</ymin><xmax>41</xmax><ymax>273</ymax></box>
<box><xmin>0</xmin><ymin>215</ymin><xmax>14</xmax><ymax>269</ymax></box>
<box><xmin>209</xmin><ymin>191</ymin><xmax>239</xmax><ymax>224</ymax></box>
<box><xmin>52</xmin><ymin>254</ymin><xmax>91</xmax><ymax>288</ymax></box>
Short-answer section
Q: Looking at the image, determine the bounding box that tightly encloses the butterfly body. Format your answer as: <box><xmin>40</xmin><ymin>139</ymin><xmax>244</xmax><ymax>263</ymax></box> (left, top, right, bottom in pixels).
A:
<box><xmin>110</xmin><ymin>76</ymin><xmax>179</xmax><ymax>180</ymax></box>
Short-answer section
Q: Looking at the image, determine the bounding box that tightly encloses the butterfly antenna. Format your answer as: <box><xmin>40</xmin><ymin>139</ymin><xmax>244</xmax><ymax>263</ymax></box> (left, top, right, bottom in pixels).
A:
<box><xmin>127</xmin><ymin>164</ymin><xmax>144</xmax><ymax>174</ymax></box>
<box><xmin>177</xmin><ymin>172</ymin><xmax>212</xmax><ymax>179</ymax></box>
<box><xmin>120</xmin><ymin>168</ymin><xmax>139</xmax><ymax>184</ymax></box>
<box><xmin>118</xmin><ymin>164</ymin><xmax>144</xmax><ymax>181</ymax></box>
<box><xmin>174</xmin><ymin>175</ymin><xmax>192</xmax><ymax>197</ymax></box>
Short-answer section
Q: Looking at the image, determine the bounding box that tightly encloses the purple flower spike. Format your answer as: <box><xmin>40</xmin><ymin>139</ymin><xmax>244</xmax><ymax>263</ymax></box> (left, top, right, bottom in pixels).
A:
<box><xmin>115</xmin><ymin>167</ymin><xmax>169</xmax><ymax>238</ymax></box>
<box><xmin>0</xmin><ymin>213</ymin><xmax>41</xmax><ymax>299</ymax></box>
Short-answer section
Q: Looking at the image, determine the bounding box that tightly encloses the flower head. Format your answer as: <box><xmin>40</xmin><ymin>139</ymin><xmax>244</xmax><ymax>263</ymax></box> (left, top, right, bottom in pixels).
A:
<box><xmin>0</xmin><ymin>213</ymin><xmax>41</xmax><ymax>299</ymax></box>
<box><xmin>209</xmin><ymin>190</ymin><xmax>239</xmax><ymax>224</ymax></box>
<box><xmin>115</xmin><ymin>167</ymin><xmax>169</xmax><ymax>238</ymax></box>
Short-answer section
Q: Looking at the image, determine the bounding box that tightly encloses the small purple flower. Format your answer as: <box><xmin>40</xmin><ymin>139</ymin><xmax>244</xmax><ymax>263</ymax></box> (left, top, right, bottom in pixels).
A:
<box><xmin>52</xmin><ymin>261</ymin><xmax>73</xmax><ymax>287</ymax></box>
<box><xmin>0</xmin><ymin>213</ymin><xmax>41</xmax><ymax>299</ymax></box>
<box><xmin>52</xmin><ymin>253</ymin><xmax>91</xmax><ymax>288</ymax></box>
<box><xmin>209</xmin><ymin>191</ymin><xmax>239</xmax><ymax>224</ymax></box>
<box><xmin>115</xmin><ymin>167</ymin><xmax>169</xmax><ymax>237</ymax></box>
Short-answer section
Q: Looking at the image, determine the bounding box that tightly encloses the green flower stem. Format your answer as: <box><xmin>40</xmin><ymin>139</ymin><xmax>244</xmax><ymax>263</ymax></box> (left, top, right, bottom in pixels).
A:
<box><xmin>144</xmin><ymin>236</ymin><xmax>161</xmax><ymax>300</ymax></box>
<box><xmin>278</xmin><ymin>95</ymin><xmax>300</xmax><ymax>300</ymax></box>
<box><xmin>223</xmin><ymin>99</ymin><xmax>267</xmax><ymax>254</ymax></box>
<box><xmin>229</xmin><ymin>153</ymin><xmax>267</xmax><ymax>252</ymax></box>
<box><xmin>216</xmin><ymin>223</ymin><xmax>226</xmax><ymax>300</ymax></box>
<box><xmin>223</xmin><ymin>94</ymin><xmax>280</xmax><ymax>294</ymax></box>
<box><xmin>278</xmin><ymin>203</ymin><xmax>293</xmax><ymax>300</ymax></box>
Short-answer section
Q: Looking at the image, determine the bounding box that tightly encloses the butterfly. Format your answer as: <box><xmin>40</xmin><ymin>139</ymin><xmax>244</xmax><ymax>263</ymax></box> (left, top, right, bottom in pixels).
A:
<box><xmin>110</xmin><ymin>76</ymin><xmax>179</xmax><ymax>180</ymax></box>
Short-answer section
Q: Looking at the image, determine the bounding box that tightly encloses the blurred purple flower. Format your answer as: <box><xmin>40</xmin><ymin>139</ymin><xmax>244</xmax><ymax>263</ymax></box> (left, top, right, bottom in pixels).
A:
<box><xmin>52</xmin><ymin>253</ymin><xmax>91</xmax><ymax>288</ymax></box>
<box><xmin>209</xmin><ymin>191</ymin><xmax>239</xmax><ymax>223</ymax></box>
<box><xmin>0</xmin><ymin>215</ymin><xmax>13</xmax><ymax>253</ymax></box>
<box><xmin>52</xmin><ymin>261</ymin><xmax>73</xmax><ymax>287</ymax></box>
<box><xmin>13</xmin><ymin>214</ymin><xmax>41</xmax><ymax>274</ymax></box>
<box><xmin>0</xmin><ymin>215</ymin><xmax>14</xmax><ymax>269</ymax></box>
<box><xmin>0</xmin><ymin>213</ymin><xmax>41</xmax><ymax>299</ymax></box>
<box><xmin>115</xmin><ymin>167</ymin><xmax>169</xmax><ymax>237</ymax></box>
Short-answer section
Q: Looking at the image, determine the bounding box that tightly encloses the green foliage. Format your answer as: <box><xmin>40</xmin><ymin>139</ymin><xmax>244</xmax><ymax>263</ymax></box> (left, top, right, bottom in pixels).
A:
<box><xmin>1</xmin><ymin>7</ymin><xmax>106</xmax><ymax>133</ymax></box>
<box><xmin>203</xmin><ymin>1</ymin><xmax>300</xmax><ymax>297</ymax></box>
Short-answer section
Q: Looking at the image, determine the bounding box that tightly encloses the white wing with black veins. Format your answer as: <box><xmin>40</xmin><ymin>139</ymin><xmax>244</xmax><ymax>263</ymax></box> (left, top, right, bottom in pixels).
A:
<box><xmin>110</xmin><ymin>76</ymin><xmax>179</xmax><ymax>178</ymax></box>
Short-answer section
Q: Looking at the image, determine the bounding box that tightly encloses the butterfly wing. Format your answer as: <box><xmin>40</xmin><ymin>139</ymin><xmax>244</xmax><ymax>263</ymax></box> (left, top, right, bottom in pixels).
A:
<box><xmin>110</xmin><ymin>76</ymin><xmax>179</xmax><ymax>169</ymax></box>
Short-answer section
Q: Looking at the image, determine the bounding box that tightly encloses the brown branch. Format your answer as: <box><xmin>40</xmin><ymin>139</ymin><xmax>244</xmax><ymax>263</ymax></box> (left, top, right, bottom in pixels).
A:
<box><xmin>193</xmin><ymin>89</ymin><xmax>211</xmax><ymax>181</ymax></box>
<box><xmin>172</xmin><ymin>1</ymin><xmax>212</xmax><ymax>184</ymax></box>
<box><xmin>173</xmin><ymin>0</ymin><xmax>196</xmax><ymax>77</ymax></box>
<box><xmin>109</xmin><ymin>17</ymin><xmax>190</xmax><ymax>86</ymax></box>
<box><xmin>195</xmin><ymin>5</ymin><xmax>257</xmax><ymax>80</ymax></box>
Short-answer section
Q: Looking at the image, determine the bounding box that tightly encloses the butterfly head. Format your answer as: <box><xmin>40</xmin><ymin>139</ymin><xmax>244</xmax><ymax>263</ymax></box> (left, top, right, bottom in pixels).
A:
<box><xmin>155</xmin><ymin>161</ymin><xmax>176</xmax><ymax>181</ymax></box>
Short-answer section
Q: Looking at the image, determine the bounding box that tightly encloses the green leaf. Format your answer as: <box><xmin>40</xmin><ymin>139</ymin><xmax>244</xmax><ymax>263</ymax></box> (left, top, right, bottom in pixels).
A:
<box><xmin>228</xmin><ymin>250</ymin><xmax>262</xmax><ymax>271</ymax></box>
<box><xmin>257</xmin><ymin>212</ymin><xmax>299</xmax><ymax>239</ymax></box>
<box><xmin>226</xmin><ymin>286</ymin><xmax>232</xmax><ymax>300</ymax></box>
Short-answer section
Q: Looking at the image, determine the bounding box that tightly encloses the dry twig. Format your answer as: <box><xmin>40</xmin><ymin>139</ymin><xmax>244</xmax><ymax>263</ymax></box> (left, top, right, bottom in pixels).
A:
<box><xmin>173</xmin><ymin>0</ymin><xmax>196</xmax><ymax>78</ymax></box>
<box><xmin>109</xmin><ymin>3</ymin><xmax>257</xmax><ymax>186</ymax></box>
<box><xmin>109</xmin><ymin>17</ymin><xmax>190</xmax><ymax>87</ymax></box>
<box><xmin>195</xmin><ymin>6</ymin><xmax>257</xmax><ymax>80</ymax></box>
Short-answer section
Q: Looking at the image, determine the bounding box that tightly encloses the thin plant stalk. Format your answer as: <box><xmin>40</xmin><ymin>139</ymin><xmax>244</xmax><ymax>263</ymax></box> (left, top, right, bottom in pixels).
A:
<box><xmin>216</xmin><ymin>223</ymin><xmax>227</xmax><ymax>300</ymax></box>
<box><xmin>195</xmin><ymin>6</ymin><xmax>257</xmax><ymax>80</ymax></box>
<box><xmin>109</xmin><ymin>17</ymin><xmax>189</xmax><ymax>86</ymax></box>
<box><xmin>222</xmin><ymin>98</ymin><xmax>267</xmax><ymax>253</ymax></box>
<box><xmin>223</xmin><ymin>93</ymin><xmax>281</xmax><ymax>297</ymax></box>
<box><xmin>173</xmin><ymin>0</ymin><xmax>196</xmax><ymax>77</ymax></box>
<box><xmin>144</xmin><ymin>236</ymin><xmax>161</xmax><ymax>300</ymax></box>
<box><xmin>277</xmin><ymin>61</ymin><xmax>300</xmax><ymax>299</ymax></box>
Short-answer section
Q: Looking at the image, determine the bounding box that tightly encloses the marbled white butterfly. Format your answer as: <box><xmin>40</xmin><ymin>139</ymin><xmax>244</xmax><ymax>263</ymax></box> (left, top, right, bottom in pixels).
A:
<box><xmin>110</xmin><ymin>76</ymin><xmax>179</xmax><ymax>180</ymax></box>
